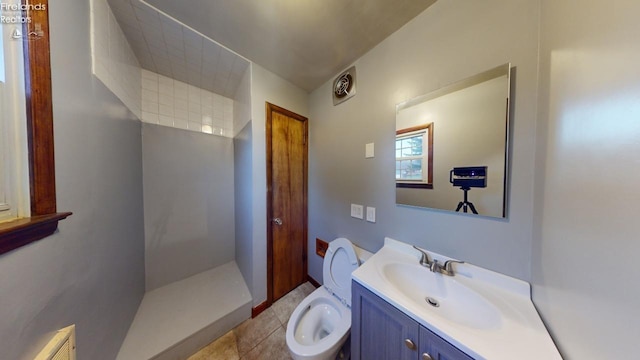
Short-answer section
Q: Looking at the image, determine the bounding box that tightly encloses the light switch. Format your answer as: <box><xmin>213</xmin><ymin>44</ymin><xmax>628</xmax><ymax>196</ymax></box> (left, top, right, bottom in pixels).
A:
<box><xmin>351</xmin><ymin>204</ymin><xmax>364</xmax><ymax>219</ymax></box>
<box><xmin>366</xmin><ymin>207</ymin><xmax>376</xmax><ymax>223</ymax></box>
<box><xmin>365</xmin><ymin>143</ymin><xmax>374</xmax><ymax>158</ymax></box>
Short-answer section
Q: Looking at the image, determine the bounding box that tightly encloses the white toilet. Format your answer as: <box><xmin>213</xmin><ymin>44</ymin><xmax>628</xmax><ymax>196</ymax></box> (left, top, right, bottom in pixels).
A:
<box><xmin>286</xmin><ymin>238</ymin><xmax>361</xmax><ymax>360</ymax></box>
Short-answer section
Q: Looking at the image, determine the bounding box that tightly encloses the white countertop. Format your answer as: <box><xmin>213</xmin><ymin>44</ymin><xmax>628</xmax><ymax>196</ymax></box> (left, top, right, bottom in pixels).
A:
<box><xmin>351</xmin><ymin>237</ymin><xmax>562</xmax><ymax>360</ymax></box>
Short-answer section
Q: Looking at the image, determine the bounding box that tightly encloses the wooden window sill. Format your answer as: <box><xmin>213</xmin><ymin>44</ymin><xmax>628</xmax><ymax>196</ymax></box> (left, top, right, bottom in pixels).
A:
<box><xmin>396</xmin><ymin>183</ymin><xmax>434</xmax><ymax>189</ymax></box>
<box><xmin>0</xmin><ymin>212</ymin><xmax>72</xmax><ymax>255</ymax></box>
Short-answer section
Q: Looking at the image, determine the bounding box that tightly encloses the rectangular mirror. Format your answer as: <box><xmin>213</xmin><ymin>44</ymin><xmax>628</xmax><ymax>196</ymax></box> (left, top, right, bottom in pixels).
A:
<box><xmin>395</xmin><ymin>64</ymin><xmax>511</xmax><ymax>218</ymax></box>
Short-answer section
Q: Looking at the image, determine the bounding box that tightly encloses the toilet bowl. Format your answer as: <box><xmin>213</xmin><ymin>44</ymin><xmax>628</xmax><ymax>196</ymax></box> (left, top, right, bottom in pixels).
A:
<box><xmin>286</xmin><ymin>238</ymin><xmax>360</xmax><ymax>360</ymax></box>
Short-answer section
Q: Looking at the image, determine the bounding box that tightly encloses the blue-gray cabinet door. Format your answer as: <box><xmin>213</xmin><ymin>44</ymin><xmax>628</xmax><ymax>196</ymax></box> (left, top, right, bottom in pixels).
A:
<box><xmin>352</xmin><ymin>281</ymin><xmax>420</xmax><ymax>360</ymax></box>
<box><xmin>419</xmin><ymin>326</ymin><xmax>474</xmax><ymax>360</ymax></box>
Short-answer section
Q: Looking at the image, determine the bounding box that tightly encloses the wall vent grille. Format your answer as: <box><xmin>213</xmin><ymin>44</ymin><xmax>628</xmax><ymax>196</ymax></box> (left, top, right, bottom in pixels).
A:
<box><xmin>34</xmin><ymin>325</ymin><xmax>76</xmax><ymax>360</ymax></box>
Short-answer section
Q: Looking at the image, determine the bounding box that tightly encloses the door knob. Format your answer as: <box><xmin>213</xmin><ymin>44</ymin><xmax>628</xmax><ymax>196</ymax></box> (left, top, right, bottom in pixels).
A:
<box><xmin>272</xmin><ymin>218</ymin><xmax>283</xmax><ymax>226</ymax></box>
<box><xmin>404</xmin><ymin>339</ymin><xmax>416</xmax><ymax>350</ymax></box>
<box><xmin>422</xmin><ymin>353</ymin><xmax>433</xmax><ymax>360</ymax></box>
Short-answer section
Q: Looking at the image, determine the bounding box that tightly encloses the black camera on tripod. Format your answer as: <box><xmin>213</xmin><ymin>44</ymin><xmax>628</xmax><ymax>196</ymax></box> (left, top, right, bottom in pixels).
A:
<box><xmin>449</xmin><ymin>166</ymin><xmax>487</xmax><ymax>214</ymax></box>
<box><xmin>449</xmin><ymin>166</ymin><xmax>487</xmax><ymax>188</ymax></box>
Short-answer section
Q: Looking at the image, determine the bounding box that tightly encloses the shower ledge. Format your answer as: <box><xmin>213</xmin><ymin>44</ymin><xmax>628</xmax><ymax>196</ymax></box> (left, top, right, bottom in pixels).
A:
<box><xmin>116</xmin><ymin>261</ymin><xmax>252</xmax><ymax>360</ymax></box>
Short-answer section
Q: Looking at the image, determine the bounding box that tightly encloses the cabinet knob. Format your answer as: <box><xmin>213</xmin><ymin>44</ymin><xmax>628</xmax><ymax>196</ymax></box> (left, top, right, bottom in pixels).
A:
<box><xmin>404</xmin><ymin>339</ymin><xmax>416</xmax><ymax>350</ymax></box>
<box><xmin>422</xmin><ymin>353</ymin><xmax>433</xmax><ymax>360</ymax></box>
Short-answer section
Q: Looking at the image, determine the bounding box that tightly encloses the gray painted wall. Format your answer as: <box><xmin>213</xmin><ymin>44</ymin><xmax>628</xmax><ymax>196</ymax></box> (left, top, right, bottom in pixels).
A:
<box><xmin>234</xmin><ymin>121</ymin><xmax>254</xmax><ymax>296</ymax></box>
<box><xmin>532</xmin><ymin>0</ymin><xmax>640</xmax><ymax>358</ymax></box>
<box><xmin>308</xmin><ymin>0</ymin><xmax>540</xmax><ymax>283</ymax></box>
<box><xmin>142</xmin><ymin>123</ymin><xmax>235</xmax><ymax>291</ymax></box>
<box><xmin>233</xmin><ymin>66</ymin><xmax>253</xmax><ymax>294</ymax></box>
<box><xmin>0</xmin><ymin>1</ymin><xmax>145</xmax><ymax>359</ymax></box>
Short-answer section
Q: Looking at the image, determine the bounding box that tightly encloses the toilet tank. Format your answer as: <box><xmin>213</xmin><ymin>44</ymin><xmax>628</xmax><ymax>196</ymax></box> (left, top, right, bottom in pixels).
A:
<box><xmin>352</xmin><ymin>244</ymin><xmax>373</xmax><ymax>264</ymax></box>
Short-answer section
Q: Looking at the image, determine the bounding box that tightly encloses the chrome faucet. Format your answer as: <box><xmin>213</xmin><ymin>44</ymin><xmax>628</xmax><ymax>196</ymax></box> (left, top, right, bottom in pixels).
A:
<box><xmin>412</xmin><ymin>246</ymin><xmax>464</xmax><ymax>276</ymax></box>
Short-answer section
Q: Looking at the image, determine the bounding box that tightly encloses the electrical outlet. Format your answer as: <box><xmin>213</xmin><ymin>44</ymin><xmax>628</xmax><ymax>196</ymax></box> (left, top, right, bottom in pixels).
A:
<box><xmin>366</xmin><ymin>207</ymin><xmax>376</xmax><ymax>223</ymax></box>
<box><xmin>351</xmin><ymin>204</ymin><xmax>364</xmax><ymax>219</ymax></box>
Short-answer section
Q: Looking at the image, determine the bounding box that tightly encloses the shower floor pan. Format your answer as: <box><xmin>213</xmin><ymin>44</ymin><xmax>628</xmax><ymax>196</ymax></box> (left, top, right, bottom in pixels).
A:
<box><xmin>116</xmin><ymin>261</ymin><xmax>252</xmax><ymax>360</ymax></box>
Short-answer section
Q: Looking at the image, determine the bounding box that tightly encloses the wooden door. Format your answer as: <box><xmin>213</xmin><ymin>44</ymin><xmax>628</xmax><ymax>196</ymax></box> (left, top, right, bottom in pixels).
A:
<box><xmin>266</xmin><ymin>103</ymin><xmax>308</xmax><ymax>303</ymax></box>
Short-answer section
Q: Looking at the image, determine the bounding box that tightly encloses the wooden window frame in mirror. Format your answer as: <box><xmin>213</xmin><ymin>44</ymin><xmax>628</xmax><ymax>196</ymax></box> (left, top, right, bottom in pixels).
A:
<box><xmin>395</xmin><ymin>123</ymin><xmax>434</xmax><ymax>189</ymax></box>
<box><xmin>0</xmin><ymin>0</ymin><xmax>71</xmax><ymax>255</ymax></box>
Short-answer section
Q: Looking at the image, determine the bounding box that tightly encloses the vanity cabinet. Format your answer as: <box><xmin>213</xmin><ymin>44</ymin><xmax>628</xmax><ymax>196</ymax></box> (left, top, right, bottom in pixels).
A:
<box><xmin>352</xmin><ymin>281</ymin><xmax>474</xmax><ymax>360</ymax></box>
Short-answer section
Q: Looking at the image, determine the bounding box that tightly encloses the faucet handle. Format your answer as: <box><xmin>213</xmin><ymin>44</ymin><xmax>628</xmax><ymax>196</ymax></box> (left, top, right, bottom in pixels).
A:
<box><xmin>412</xmin><ymin>245</ymin><xmax>431</xmax><ymax>267</ymax></box>
<box><xmin>442</xmin><ymin>259</ymin><xmax>465</xmax><ymax>275</ymax></box>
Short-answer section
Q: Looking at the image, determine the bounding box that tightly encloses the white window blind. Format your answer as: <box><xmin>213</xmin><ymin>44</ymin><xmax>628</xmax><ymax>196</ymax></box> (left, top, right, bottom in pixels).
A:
<box><xmin>0</xmin><ymin>17</ymin><xmax>9</xmax><ymax>216</ymax></box>
<box><xmin>0</xmin><ymin>5</ymin><xmax>30</xmax><ymax>222</ymax></box>
<box><xmin>395</xmin><ymin>130</ymin><xmax>427</xmax><ymax>182</ymax></box>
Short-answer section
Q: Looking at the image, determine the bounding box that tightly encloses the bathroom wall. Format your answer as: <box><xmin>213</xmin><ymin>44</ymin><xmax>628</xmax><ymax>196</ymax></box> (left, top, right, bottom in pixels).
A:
<box><xmin>248</xmin><ymin>64</ymin><xmax>309</xmax><ymax>306</ymax></box>
<box><xmin>142</xmin><ymin>123</ymin><xmax>235</xmax><ymax>291</ymax></box>
<box><xmin>0</xmin><ymin>1</ymin><xmax>146</xmax><ymax>359</ymax></box>
<box><xmin>308</xmin><ymin>0</ymin><xmax>540</xmax><ymax>282</ymax></box>
<box><xmin>531</xmin><ymin>0</ymin><xmax>640</xmax><ymax>358</ymax></box>
<box><xmin>234</xmin><ymin>121</ymin><xmax>253</xmax><ymax>298</ymax></box>
<box><xmin>233</xmin><ymin>66</ymin><xmax>253</xmax><ymax>294</ymax></box>
<box><xmin>90</xmin><ymin>0</ymin><xmax>141</xmax><ymax>119</ymax></box>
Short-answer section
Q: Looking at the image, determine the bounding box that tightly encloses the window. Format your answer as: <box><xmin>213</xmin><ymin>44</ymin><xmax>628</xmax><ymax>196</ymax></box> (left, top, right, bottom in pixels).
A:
<box><xmin>396</xmin><ymin>132</ymin><xmax>425</xmax><ymax>181</ymax></box>
<box><xmin>1</xmin><ymin>10</ymin><xmax>7</xmax><ymax>218</ymax></box>
<box><xmin>0</xmin><ymin>6</ymin><xmax>30</xmax><ymax>223</ymax></box>
<box><xmin>395</xmin><ymin>123</ymin><xmax>433</xmax><ymax>189</ymax></box>
<box><xmin>0</xmin><ymin>0</ymin><xmax>71</xmax><ymax>255</ymax></box>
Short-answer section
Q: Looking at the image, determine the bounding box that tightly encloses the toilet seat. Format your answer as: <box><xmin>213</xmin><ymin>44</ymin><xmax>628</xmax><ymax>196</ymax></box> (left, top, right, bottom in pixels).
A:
<box><xmin>286</xmin><ymin>286</ymin><xmax>351</xmax><ymax>359</ymax></box>
<box><xmin>286</xmin><ymin>238</ymin><xmax>359</xmax><ymax>360</ymax></box>
<box><xmin>322</xmin><ymin>237</ymin><xmax>359</xmax><ymax>307</ymax></box>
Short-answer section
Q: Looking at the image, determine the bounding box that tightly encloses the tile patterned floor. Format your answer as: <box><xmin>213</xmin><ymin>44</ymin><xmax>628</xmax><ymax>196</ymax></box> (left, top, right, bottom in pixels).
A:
<box><xmin>187</xmin><ymin>282</ymin><xmax>316</xmax><ymax>360</ymax></box>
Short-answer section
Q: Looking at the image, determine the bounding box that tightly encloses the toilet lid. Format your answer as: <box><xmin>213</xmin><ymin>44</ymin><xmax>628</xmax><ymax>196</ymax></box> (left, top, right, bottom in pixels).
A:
<box><xmin>323</xmin><ymin>237</ymin><xmax>359</xmax><ymax>307</ymax></box>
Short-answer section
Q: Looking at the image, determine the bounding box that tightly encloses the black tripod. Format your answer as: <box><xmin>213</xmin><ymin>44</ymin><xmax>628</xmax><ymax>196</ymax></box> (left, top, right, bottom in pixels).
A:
<box><xmin>455</xmin><ymin>186</ymin><xmax>478</xmax><ymax>214</ymax></box>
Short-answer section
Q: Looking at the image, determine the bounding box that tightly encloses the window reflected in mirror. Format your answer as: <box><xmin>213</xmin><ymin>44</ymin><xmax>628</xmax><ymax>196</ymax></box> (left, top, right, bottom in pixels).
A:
<box><xmin>395</xmin><ymin>123</ymin><xmax>433</xmax><ymax>189</ymax></box>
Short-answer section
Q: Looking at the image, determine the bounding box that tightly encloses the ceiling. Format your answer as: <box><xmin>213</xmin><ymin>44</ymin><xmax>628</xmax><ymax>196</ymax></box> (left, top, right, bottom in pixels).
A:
<box><xmin>107</xmin><ymin>0</ymin><xmax>249</xmax><ymax>99</ymax></box>
<box><xmin>108</xmin><ymin>0</ymin><xmax>436</xmax><ymax>95</ymax></box>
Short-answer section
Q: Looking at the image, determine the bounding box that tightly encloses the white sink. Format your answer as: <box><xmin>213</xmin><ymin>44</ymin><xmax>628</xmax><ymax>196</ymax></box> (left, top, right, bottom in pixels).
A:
<box><xmin>381</xmin><ymin>262</ymin><xmax>502</xmax><ymax>330</ymax></box>
<box><xmin>351</xmin><ymin>237</ymin><xmax>563</xmax><ymax>360</ymax></box>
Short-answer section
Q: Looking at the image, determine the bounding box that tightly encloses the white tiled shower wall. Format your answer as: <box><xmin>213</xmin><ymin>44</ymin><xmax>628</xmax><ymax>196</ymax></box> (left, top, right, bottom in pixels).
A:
<box><xmin>141</xmin><ymin>70</ymin><xmax>234</xmax><ymax>137</ymax></box>
<box><xmin>90</xmin><ymin>0</ymin><xmax>142</xmax><ymax>119</ymax></box>
<box><xmin>90</xmin><ymin>0</ymin><xmax>235</xmax><ymax>137</ymax></box>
